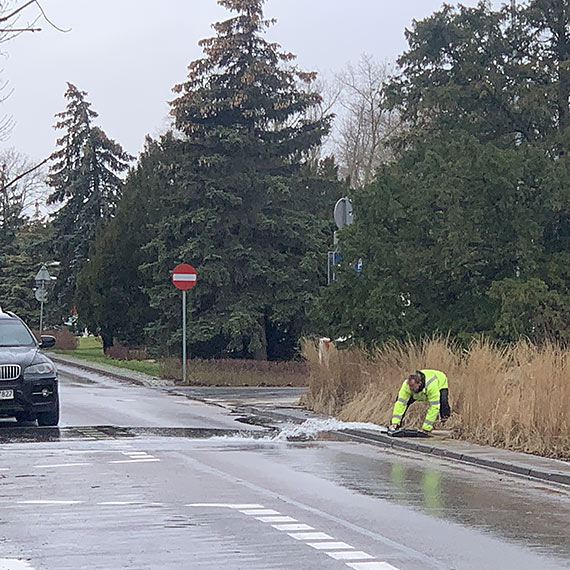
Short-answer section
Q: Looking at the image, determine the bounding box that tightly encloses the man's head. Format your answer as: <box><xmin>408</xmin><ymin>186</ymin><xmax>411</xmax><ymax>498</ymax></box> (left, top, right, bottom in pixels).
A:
<box><xmin>407</xmin><ymin>371</ymin><xmax>425</xmax><ymax>393</ymax></box>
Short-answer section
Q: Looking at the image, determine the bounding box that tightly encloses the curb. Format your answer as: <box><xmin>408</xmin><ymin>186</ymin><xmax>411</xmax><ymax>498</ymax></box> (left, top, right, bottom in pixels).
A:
<box><xmin>50</xmin><ymin>355</ymin><xmax>157</xmax><ymax>387</ymax></box>
<box><xmin>341</xmin><ymin>429</ymin><xmax>570</xmax><ymax>486</ymax></box>
<box><xmin>239</xmin><ymin>407</ymin><xmax>570</xmax><ymax>487</ymax></box>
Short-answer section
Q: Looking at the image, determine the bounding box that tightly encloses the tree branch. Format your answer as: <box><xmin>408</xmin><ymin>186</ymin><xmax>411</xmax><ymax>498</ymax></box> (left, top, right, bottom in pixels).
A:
<box><xmin>2</xmin><ymin>156</ymin><xmax>49</xmax><ymax>190</ymax></box>
<box><xmin>0</xmin><ymin>1</ymin><xmax>70</xmax><ymax>34</ymax></box>
<box><xmin>0</xmin><ymin>27</ymin><xmax>40</xmax><ymax>32</ymax></box>
<box><xmin>0</xmin><ymin>0</ymin><xmax>36</xmax><ymax>23</ymax></box>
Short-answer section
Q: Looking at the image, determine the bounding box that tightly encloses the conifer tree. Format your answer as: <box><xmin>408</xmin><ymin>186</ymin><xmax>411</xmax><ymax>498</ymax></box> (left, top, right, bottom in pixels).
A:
<box><xmin>316</xmin><ymin>0</ymin><xmax>570</xmax><ymax>345</ymax></box>
<box><xmin>47</xmin><ymin>83</ymin><xmax>132</xmax><ymax>322</ymax></box>
<box><xmin>76</xmin><ymin>137</ymin><xmax>168</xmax><ymax>349</ymax></box>
<box><xmin>143</xmin><ymin>0</ymin><xmax>333</xmax><ymax>359</ymax></box>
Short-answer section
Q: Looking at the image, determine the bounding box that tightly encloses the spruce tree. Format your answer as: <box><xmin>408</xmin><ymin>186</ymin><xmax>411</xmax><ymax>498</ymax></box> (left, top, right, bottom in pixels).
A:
<box><xmin>47</xmin><ymin>83</ymin><xmax>132</xmax><ymax>323</ymax></box>
<box><xmin>143</xmin><ymin>0</ymin><xmax>332</xmax><ymax>359</ymax></box>
<box><xmin>76</xmin><ymin>137</ymin><xmax>168</xmax><ymax>349</ymax></box>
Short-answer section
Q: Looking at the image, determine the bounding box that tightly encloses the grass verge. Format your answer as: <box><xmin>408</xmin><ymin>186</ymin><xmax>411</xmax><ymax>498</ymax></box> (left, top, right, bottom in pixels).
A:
<box><xmin>51</xmin><ymin>337</ymin><xmax>161</xmax><ymax>377</ymax></box>
<box><xmin>51</xmin><ymin>337</ymin><xmax>308</xmax><ymax>387</ymax></box>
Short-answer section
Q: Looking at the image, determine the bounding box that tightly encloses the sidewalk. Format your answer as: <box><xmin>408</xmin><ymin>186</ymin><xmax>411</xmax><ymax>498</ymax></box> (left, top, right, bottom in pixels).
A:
<box><xmin>51</xmin><ymin>353</ymin><xmax>570</xmax><ymax>487</ymax></box>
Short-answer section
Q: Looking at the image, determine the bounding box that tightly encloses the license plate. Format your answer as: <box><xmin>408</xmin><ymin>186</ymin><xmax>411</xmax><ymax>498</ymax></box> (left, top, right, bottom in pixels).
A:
<box><xmin>0</xmin><ymin>389</ymin><xmax>14</xmax><ymax>400</ymax></box>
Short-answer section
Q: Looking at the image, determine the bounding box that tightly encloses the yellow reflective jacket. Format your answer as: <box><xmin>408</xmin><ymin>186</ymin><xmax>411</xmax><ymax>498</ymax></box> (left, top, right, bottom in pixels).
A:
<box><xmin>391</xmin><ymin>369</ymin><xmax>448</xmax><ymax>431</ymax></box>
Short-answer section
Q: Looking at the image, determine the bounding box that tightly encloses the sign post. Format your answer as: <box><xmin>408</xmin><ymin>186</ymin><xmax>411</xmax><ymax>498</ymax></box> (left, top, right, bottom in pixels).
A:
<box><xmin>328</xmin><ymin>197</ymin><xmax>354</xmax><ymax>284</ymax></box>
<box><xmin>171</xmin><ymin>264</ymin><xmax>197</xmax><ymax>384</ymax></box>
<box><xmin>34</xmin><ymin>265</ymin><xmax>52</xmax><ymax>336</ymax></box>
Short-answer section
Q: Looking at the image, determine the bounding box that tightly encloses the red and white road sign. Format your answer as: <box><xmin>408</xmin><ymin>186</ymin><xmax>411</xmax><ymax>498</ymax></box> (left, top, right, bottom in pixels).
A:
<box><xmin>171</xmin><ymin>264</ymin><xmax>197</xmax><ymax>290</ymax></box>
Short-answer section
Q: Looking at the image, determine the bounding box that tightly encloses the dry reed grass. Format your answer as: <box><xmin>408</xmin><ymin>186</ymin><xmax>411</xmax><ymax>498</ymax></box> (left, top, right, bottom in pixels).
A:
<box><xmin>302</xmin><ymin>337</ymin><xmax>570</xmax><ymax>459</ymax></box>
<box><xmin>162</xmin><ymin>357</ymin><xmax>308</xmax><ymax>387</ymax></box>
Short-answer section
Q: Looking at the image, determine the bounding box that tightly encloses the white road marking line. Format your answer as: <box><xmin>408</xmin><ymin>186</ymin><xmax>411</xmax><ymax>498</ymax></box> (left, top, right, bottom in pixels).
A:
<box><xmin>187</xmin><ymin>503</ymin><xmax>262</xmax><ymax>508</ymax></box>
<box><xmin>347</xmin><ymin>562</ymin><xmax>398</xmax><ymax>570</ymax></box>
<box><xmin>18</xmin><ymin>500</ymin><xmax>83</xmax><ymax>505</ymax></box>
<box><xmin>122</xmin><ymin>452</ymin><xmax>152</xmax><ymax>457</ymax></box>
<box><xmin>0</xmin><ymin>468</ymin><xmax>9</xmax><ymax>471</ymax></box>
<box><xmin>109</xmin><ymin>458</ymin><xmax>161</xmax><ymax>464</ymax></box>
<box><xmin>240</xmin><ymin>508</ymin><xmax>280</xmax><ymax>515</ymax></box>
<box><xmin>288</xmin><ymin>532</ymin><xmax>333</xmax><ymax>541</ymax></box>
<box><xmin>34</xmin><ymin>462</ymin><xmax>92</xmax><ymax>468</ymax></box>
<box><xmin>308</xmin><ymin>541</ymin><xmax>354</xmax><ymax>550</ymax></box>
<box><xmin>125</xmin><ymin>454</ymin><xmax>155</xmax><ymax>459</ymax></box>
<box><xmin>272</xmin><ymin>524</ymin><xmax>314</xmax><ymax>531</ymax></box>
<box><xmin>255</xmin><ymin>516</ymin><xmax>297</xmax><ymax>523</ymax></box>
<box><xmin>326</xmin><ymin>551</ymin><xmax>374</xmax><ymax>561</ymax></box>
<box><xmin>98</xmin><ymin>501</ymin><xmax>141</xmax><ymax>506</ymax></box>
<box><xmin>0</xmin><ymin>559</ymin><xmax>35</xmax><ymax>569</ymax></box>
<box><xmin>186</xmin><ymin>502</ymin><xmax>399</xmax><ymax>569</ymax></box>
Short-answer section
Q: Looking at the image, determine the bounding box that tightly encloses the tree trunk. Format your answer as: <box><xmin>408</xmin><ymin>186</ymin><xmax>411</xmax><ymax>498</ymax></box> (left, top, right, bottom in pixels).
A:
<box><xmin>101</xmin><ymin>328</ymin><xmax>114</xmax><ymax>352</ymax></box>
<box><xmin>253</xmin><ymin>316</ymin><xmax>268</xmax><ymax>360</ymax></box>
<box><xmin>555</xmin><ymin>3</ymin><xmax>570</xmax><ymax>132</ymax></box>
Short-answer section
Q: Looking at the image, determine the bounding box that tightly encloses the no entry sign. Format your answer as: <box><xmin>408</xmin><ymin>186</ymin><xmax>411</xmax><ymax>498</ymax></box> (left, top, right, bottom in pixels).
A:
<box><xmin>172</xmin><ymin>264</ymin><xmax>197</xmax><ymax>290</ymax></box>
<box><xmin>172</xmin><ymin>263</ymin><xmax>197</xmax><ymax>385</ymax></box>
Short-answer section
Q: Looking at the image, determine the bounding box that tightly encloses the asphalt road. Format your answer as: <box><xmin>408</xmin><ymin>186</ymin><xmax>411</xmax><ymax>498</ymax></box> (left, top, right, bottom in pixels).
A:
<box><xmin>0</xmin><ymin>365</ymin><xmax>568</xmax><ymax>570</ymax></box>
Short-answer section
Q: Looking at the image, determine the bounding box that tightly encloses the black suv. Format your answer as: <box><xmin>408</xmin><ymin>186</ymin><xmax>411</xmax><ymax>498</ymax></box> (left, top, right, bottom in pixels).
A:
<box><xmin>0</xmin><ymin>310</ymin><xmax>59</xmax><ymax>426</ymax></box>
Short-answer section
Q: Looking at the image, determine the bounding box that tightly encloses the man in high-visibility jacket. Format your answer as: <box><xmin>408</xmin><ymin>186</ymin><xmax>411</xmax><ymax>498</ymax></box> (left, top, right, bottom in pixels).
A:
<box><xmin>390</xmin><ymin>369</ymin><xmax>451</xmax><ymax>433</ymax></box>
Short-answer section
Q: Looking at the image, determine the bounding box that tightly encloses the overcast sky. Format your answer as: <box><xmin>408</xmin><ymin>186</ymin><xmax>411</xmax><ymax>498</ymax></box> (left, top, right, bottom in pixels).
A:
<box><xmin>2</xmin><ymin>0</ymin><xmax>504</xmax><ymax>164</ymax></box>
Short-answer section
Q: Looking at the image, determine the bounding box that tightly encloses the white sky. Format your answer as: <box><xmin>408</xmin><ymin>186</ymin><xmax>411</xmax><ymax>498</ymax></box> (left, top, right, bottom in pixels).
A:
<box><xmin>1</xmin><ymin>0</ymin><xmax>505</xmax><ymax>164</ymax></box>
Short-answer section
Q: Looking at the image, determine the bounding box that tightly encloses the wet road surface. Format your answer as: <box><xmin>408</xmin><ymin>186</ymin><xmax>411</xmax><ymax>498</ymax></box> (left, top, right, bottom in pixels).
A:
<box><xmin>0</xmin><ymin>365</ymin><xmax>567</xmax><ymax>569</ymax></box>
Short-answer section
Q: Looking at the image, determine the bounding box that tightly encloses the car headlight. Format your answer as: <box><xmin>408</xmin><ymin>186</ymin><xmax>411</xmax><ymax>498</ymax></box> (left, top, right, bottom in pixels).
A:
<box><xmin>24</xmin><ymin>362</ymin><xmax>56</xmax><ymax>377</ymax></box>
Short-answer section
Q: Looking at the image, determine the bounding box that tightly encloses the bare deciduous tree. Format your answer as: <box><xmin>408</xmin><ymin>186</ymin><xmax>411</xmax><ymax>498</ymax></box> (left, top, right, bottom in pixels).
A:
<box><xmin>0</xmin><ymin>1</ymin><xmax>42</xmax><ymax>37</ymax></box>
<box><xmin>333</xmin><ymin>54</ymin><xmax>402</xmax><ymax>188</ymax></box>
<box><xmin>299</xmin><ymin>74</ymin><xmax>342</xmax><ymax>171</ymax></box>
<box><xmin>0</xmin><ymin>148</ymin><xmax>49</xmax><ymax>232</ymax></box>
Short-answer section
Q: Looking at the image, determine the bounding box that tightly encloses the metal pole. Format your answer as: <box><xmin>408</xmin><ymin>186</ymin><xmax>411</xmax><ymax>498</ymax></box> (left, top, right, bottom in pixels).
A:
<box><xmin>39</xmin><ymin>294</ymin><xmax>44</xmax><ymax>336</ymax></box>
<box><xmin>182</xmin><ymin>289</ymin><xmax>187</xmax><ymax>384</ymax></box>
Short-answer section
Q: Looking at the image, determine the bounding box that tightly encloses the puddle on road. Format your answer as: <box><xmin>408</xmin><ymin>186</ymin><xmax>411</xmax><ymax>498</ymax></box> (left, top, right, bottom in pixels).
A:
<box><xmin>0</xmin><ymin>425</ymin><xmax>265</xmax><ymax>443</ymax></box>
<box><xmin>1</xmin><ymin>417</ymin><xmax>568</xmax><ymax>565</ymax></box>
<box><xmin>0</xmin><ymin>418</ymin><xmax>374</xmax><ymax>444</ymax></box>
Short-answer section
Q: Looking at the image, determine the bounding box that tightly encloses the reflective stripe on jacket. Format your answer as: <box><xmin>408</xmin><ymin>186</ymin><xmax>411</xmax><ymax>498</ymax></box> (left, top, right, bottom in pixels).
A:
<box><xmin>391</xmin><ymin>369</ymin><xmax>448</xmax><ymax>431</ymax></box>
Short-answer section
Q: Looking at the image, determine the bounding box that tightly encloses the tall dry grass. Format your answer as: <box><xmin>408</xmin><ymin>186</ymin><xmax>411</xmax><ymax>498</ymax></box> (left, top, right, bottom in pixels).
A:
<box><xmin>302</xmin><ymin>337</ymin><xmax>570</xmax><ymax>459</ymax></box>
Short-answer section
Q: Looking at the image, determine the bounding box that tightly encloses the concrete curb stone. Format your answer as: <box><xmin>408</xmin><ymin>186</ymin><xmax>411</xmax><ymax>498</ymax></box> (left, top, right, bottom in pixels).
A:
<box><xmin>233</xmin><ymin>407</ymin><xmax>570</xmax><ymax>487</ymax></box>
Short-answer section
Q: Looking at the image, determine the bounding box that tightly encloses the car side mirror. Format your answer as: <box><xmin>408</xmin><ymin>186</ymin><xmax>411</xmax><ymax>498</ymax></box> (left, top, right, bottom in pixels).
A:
<box><xmin>40</xmin><ymin>335</ymin><xmax>56</xmax><ymax>349</ymax></box>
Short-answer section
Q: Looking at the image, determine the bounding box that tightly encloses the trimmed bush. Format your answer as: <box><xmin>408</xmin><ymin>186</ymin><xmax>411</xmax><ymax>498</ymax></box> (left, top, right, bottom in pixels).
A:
<box><xmin>33</xmin><ymin>328</ymin><xmax>78</xmax><ymax>350</ymax></box>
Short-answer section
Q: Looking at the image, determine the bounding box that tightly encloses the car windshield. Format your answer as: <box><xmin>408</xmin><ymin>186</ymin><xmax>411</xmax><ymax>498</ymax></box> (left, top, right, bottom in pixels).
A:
<box><xmin>0</xmin><ymin>320</ymin><xmax>37</xmax><ymax>347</ymax></box>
